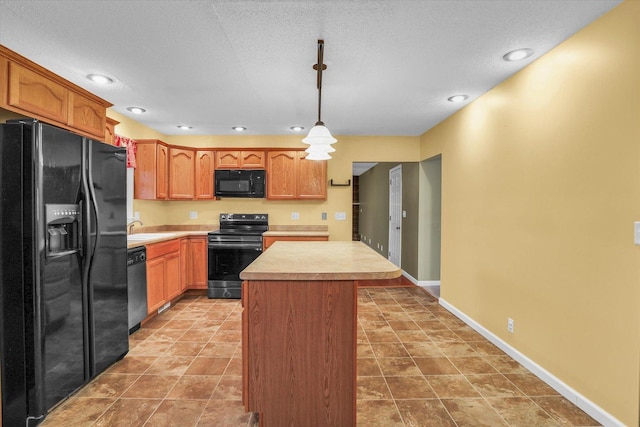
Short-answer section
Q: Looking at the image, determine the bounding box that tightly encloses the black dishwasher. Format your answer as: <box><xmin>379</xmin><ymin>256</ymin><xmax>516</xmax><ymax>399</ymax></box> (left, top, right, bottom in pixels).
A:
<box><xmin>127</xmin><ymin>247</ymin><xmax>148</xmax><ymax>333</ymax></box>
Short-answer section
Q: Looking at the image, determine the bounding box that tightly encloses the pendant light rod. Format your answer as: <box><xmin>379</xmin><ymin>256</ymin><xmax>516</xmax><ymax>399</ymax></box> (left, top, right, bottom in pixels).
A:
<box><xmin>312</xmin><ymin>39</ymin><xmax>327</xmax><ymax>125</ymax></box>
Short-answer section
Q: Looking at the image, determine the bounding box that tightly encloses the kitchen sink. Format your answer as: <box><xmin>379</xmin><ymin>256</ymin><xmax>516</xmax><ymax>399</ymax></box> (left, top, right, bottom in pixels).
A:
<box><xmin>127</xmin><ymin>232</ymin><xmax>178</xmax><ymax>241</ymax></box>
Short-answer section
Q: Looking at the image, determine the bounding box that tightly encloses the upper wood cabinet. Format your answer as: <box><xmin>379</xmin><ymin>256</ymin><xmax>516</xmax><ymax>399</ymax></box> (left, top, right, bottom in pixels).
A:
<box><xmin>267</xmin><ymin>150</ymin><xmax>327</xmax><ymax>200</ymax></box>
<box><xmin>67</xmin><ymin>91</ymin><xmax>106</xmax><ymax>138</ymax></box>
<box><xmin>7</xmin><ymin>61</ymin><xmax>68</xmax><ymax>124</ymax></box>
<box><xmin>216</xmin><ymin>150</ymin><xmax>265</xmax><ymax>169</ymax></box>
<box><xmin>134</xmin><ymin>140</ymin><xmax>169</xmax><ymax>200</ymax></box>
<box><xmin>297</xmin><ymin>151</ymin><xmax>327</xmax><ymax>199</ymax></box>
<box><xmin>169</xmin><ymin>147</ymin><xmax>195</xmax><ymax>199</ymax></box>
<box><xmin>104</xmin><ymin>117</ymin><xmax>119</xmax><ymax>145</ymax></box>
<box><xmin>195</xmin><ymin>150</ymin><xmax>215</xmax><ymax>199</ymax></box>
<box><xmin>135</xmin><ymin>142</ymin><xmax>213</xmax><ymax>201</ymax></box>
<box><xmin>267</xmin><ymin>151</ymin><xmax>297</xmax><ymax>199</ymax></box>
<box><xmin>0</xmin><ymin>45</ymin><xmax>111</xmax><ymax>139</ymax></box>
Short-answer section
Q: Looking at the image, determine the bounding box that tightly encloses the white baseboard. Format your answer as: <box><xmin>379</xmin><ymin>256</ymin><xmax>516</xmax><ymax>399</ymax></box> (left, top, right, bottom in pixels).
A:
<box><xmin>400</xmin><ymin>271</ymin><xmax>440</xmax><ymax>297</ymax></box>
<box><xmin>438</xmin><ymin>298</ymin><xmax>624</xmax><ymax>427</ymax></box>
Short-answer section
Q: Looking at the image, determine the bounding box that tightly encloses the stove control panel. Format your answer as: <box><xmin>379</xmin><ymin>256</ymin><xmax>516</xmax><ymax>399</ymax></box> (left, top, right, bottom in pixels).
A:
<box><xmin>220</xmin><ymin>213</ymin><xmax>268</xmax><ymax>222</ymax></box>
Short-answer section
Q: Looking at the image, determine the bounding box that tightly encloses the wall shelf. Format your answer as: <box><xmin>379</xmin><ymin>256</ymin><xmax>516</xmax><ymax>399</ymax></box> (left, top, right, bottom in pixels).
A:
<box><xmin>330</xmin><ymin>179</ymin><xmax>351</xmax><ymax>187</ymax></box>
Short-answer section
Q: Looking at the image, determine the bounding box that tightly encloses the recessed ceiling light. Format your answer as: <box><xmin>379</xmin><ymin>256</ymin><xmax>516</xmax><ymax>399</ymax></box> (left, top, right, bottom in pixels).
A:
<box><xmin>290</xmin><ymin>126</ymin><xmax>305</xmax><ymax>132</ymax></box>
<box><xmin>126</xmin><ymin>107</ymin><xmax>146</xmax><ymax>114</ymax></box>
<box><xmin>232</xmin><ymin>126</ymin><xmax>247</xmax><ymax>132</ymax></box>
<box><xmin>177</xmin><ymin>125</ymin><xmax>192</xmax><ymax>130</ymax></box>
<box><xmin>86</xmin><ymin>73</ymin><xmax>113</xmax><ymax>84</ymax></box>
<box><xmin>503</xmin><ymin>48</ymin><xmax>534</xmax><ymax>61</ymax></box>
<box><xmin>447</xmin><ymin>95</ymin><xmax>469</xmax><ymax>103</ymax></box>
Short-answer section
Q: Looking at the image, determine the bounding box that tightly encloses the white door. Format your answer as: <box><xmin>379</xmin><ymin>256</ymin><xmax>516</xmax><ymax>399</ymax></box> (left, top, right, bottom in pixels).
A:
<box><xmin>388</xmin><ymin>165</ymin><xmax>402</xmax><ymax>267</ymax></box>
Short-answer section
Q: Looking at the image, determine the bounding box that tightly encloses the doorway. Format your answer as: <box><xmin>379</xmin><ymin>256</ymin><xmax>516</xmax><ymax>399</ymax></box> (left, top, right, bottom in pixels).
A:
<box><xmin>388</xmin><ymin>165</ymin><xmax>402</xmax><ymax>267</ymax></box>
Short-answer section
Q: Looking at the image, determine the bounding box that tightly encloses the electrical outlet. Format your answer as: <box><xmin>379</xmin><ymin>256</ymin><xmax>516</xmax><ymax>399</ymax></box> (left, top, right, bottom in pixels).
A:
<box><xmin>189</xmin><ymin>211</ymin><xmax>197</xmax><ymax>219</ymax></box>
<box><xmin>134</xmin><ymin>211</ymin><xmax>140</xmax><ymax>220</ymax></box>
<box><xmin>635</xmin><ymin>221</ymin><xmax>640</xmax><ymax>245</ymax></box>
<box><xmin>291</xmin><ymin>212</ymin><xmax>300</xmax><ymax>220</ymax></box>
<box><xmin>507</xmin><ymin>318</ymin><xmax>514</xmax><ymax>334</ymax></box>
<box><xmin>321</xmin><ymin>212</ymin><xmax>327</xmax><ymax>220</ymax></box>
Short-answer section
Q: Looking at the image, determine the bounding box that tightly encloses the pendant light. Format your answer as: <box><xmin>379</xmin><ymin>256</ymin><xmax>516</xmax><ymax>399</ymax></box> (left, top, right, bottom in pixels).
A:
<box><xmin>302</xmin><ymin>39</ymin><xmax>337</xmax><ymax>160</ymax></box>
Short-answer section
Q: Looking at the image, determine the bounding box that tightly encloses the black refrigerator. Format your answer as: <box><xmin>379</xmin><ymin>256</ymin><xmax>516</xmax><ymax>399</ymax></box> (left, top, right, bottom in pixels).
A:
<box><xmin>0</xmin><ymin>119</ymin><xmax>129</xmax><ymax>426</ymax></box>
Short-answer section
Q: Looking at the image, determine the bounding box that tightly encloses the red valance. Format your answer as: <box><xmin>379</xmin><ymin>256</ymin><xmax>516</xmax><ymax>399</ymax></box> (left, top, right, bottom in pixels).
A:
<box><xmin>114</xmin><ymin>134</ymin><xmax>137</xmax><ymax>168</ymax></box>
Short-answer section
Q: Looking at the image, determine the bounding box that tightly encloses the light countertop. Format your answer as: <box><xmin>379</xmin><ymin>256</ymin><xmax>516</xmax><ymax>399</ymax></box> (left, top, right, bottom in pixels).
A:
<box><xmin>239</xmin><ymin>241</ymin><xmax>401</xmax><ymax>281</ymax></box>
<box><xmin>126</xmin><ymin>229</ymin><xmax>213</xmax><ymax>249</ymax></box>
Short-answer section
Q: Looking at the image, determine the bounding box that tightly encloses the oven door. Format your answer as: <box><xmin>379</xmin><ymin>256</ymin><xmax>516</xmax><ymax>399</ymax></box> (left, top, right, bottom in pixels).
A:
<box><xmin>207</xmin><ymin>241</ymin><xmax>262</xmax><ymax>298</ymax></box>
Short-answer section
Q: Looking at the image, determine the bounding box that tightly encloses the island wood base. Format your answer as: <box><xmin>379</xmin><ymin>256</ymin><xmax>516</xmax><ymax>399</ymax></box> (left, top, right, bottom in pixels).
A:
<box><xmin>242</xmin><ymin>279</ymin><xmax>357</xmax><ymax>427</ymax></box>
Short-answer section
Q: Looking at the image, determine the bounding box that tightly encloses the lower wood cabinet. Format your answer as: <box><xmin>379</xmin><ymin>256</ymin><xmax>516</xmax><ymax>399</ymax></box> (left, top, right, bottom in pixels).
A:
<box><xmin>180</xmin><ymin>236</ymin><xmax>208</xmax><ymax>290</ymax></box>
<box><xmin>146</xmin><ymin>239</ymin><xmax>181</xmax><ymax>314</ymax></box>
<box><xmin>190</xmin><ymin>237</ymin><xmax>208</xmax><ymax>289</ymax></box>
<box><xmin>243</xmin><ymin>279</ymin><xmax>357</xmax><ymax>426</ymax></box>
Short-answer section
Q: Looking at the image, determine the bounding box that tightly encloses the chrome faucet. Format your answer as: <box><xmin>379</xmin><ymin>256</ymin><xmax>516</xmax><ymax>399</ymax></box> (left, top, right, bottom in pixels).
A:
<box><xmin>127</xmin><ymin>219</ymin><xmax>144</xmax><ymax>234</ymax></box>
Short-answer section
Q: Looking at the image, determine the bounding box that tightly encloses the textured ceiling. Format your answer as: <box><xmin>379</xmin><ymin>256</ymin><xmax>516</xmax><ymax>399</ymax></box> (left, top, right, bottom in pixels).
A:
<box><xmin>0</xmin><ymin>0</ymin><xmax>621</xmax><ymax>136</ymax></box>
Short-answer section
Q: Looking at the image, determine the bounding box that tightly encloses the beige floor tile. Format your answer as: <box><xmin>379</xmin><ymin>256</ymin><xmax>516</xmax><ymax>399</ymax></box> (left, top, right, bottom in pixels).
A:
<box><xmin>40</xmin><ymin>397</ymin><xmax>114</xmax><ymax>426</ymax></box>
<box><xmin>441</xmin><ymin>398</ymin><xmax>508</xmax><ymax>427</ymax></box>
<box><xmin>395</xmin><ymin>399</ymin><xmax>457</xmax><ymax>427</ymax></box>
<box><xmin>357</xmin><ymin>399</ymin><xmax>404</xmax><ymax>426</ymax></box>
<box><xmin>427</xmin><ymin>375</ymin><xmax>482</xmax><ymax>398</ymax></box>
<box><xmin>488</xmin><ymin>396</ymin><xmax>560</xmax><ymax>426</ymax></box>
<box><xmin>93</xmin><ymin>398</ymin><xmax>161</xmax><ymax>427</ymax></box>
<box><xmin>532</xmin><ymin>396</ymin><xmax>601</xmax><ymax>426</ymax></box>
<box><xmin>357</xmin><ymin>376</ymin><xmax>392</xmax><ymax>399</ymax></box>
<box><xmin>386</xmin><ymin>375</ymin><xmax>437</xmax><ymax>399</ymax></box>
<box><xmin>121</xmin><ymin>374</ymin><xmax>180</xmax><ymax>399</ymax></box>
<box><xmin>144</xmin><ymin>399</ymin><xmax>207</xmax><ymax>427</ymax></box>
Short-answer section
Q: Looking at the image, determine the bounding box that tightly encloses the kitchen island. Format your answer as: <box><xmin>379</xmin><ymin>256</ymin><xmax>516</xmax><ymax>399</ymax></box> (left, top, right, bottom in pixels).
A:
<box><xmin>239</xmin><ymin>241</ymin><xmax>401</xmax><ymax>427</ymax></box>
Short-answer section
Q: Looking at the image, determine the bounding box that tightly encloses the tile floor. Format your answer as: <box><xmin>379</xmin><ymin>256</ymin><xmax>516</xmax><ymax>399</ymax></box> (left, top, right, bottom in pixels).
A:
<box><xmin>41</xmin><ymin>287</ymin><xmax>600</xmax><ymax>427</ymax></box>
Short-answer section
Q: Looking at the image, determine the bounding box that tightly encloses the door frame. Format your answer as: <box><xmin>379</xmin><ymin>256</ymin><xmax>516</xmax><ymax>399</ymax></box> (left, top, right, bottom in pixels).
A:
<box><xmin>388</xmin><ymin>165</ymin><xmax>402</xmax><ymax>267</ymax></box>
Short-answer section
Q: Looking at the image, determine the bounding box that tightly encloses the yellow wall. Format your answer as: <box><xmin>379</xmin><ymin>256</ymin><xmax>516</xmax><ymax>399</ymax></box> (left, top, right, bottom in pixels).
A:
<box><xmin>108</xmin><ymin>111</ymin><xmax>421</xmax><ymax>240</ymax></box>
<box><xmin>420</xmin><ymin>2</ymin><xmax>639</xmax><ymax>425</ymax></box>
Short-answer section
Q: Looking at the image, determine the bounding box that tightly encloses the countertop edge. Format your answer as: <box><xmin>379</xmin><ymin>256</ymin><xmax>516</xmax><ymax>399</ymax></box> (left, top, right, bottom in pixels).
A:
<box><xmin>240</xmin><ymin>270</ymin><xmax>401</xmax><ymax>281</ymax></box>
<box><xmin>127</xmin><ymin>230</ymin><xmax>212</xmax><ymax>249</ymax></box>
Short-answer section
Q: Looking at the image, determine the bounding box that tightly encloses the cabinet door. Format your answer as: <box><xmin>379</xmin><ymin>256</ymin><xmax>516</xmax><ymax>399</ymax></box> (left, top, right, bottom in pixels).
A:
<box><xmin>7</xmin><ymin>62</ymin><xmax>68</xmax><ymax>123</ymax></box>
<box><xmin>169</xmin><ymin>148</ymin><xmax>195</xmax><ymax>199</ymax></box>
<box><xmin>240</xmin><ymin>151</ymin><xmax>265</xmax><ymax>169</ymax></box>
<box><xmin>146</xmin><ymin>257</ymin><xmax>166</xmax><ymax>314</ymax></box>
<box><xmin>67</xmin><ymin>91</ymin><xmax>106</xmax><ymax>138</ymax></box>
<box><xmin>297</xmin><ymin>151</ymin><xmax>327</xmax><ymax>199</ymax></box>
<box><xmin>156</xmin><ymin>144</ymin><xmax>169</xmax><ymax>199</ymax></box>
<box><xmin>190</xmin><ymin>237</ymin><xmax>208</xmax><ymax>289</ymax></box>
<box><xmin>180</xmin><ymin>238</ymin><xmax>190</xmax><ymax>292</ymax></box>
<box><xmin>216</xmin><ymin>150</ymin><xmax>240</xmax><ymax>169</ymax></box>
<box><xmin>165</xmin><ymin>251</ymin><xmax>182</xmax><ymax>301</ymax></box>
<box><xmin>267</xmin><ymin>151</ymin><xmax>297</xmax><ymax>199</ymax></box>
<box><xmin>134</xmin><ymin>141</ymin><xmax>159</xmax><ymax>200</ymax></box>
<box><xmin>195</xmin><ymin>150</ymin><xmax>215</xmax><ymax>199</ymax></box>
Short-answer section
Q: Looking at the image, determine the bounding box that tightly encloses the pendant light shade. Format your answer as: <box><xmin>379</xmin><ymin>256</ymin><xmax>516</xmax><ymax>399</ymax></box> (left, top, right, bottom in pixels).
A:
<box><xmin>302</xmin><ymin>124</ymin><xmax>337</xmax><ymax>145</ymax></box>
<box><xmin>305</xmin><ymin>143</ymin><xmax>335</xmax><ymax>154</ymax></box>
<box><xmin>303</xmin><ymin>40</ymin><xmax>336</xmax><ymax>160</ymax></box>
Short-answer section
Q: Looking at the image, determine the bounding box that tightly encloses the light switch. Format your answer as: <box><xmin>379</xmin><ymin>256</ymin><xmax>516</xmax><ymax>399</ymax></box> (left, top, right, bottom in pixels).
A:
<box><xmin>335</xmin><ymin>212</ymin><xmax>347</xmax><ymax>220</ymax></box>
<box><xmin>635</xmin><ymin>222</ymin><xmax>640</xmax><ymax>245</ymax></box>
<box><xmin>402</xmin><ymin>210</ymin><xmax>406</xmax><ymax>218</ymax></box>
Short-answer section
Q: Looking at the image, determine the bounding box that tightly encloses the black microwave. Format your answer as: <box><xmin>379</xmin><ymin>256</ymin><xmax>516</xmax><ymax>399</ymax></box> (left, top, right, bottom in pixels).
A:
<box><xmin>214</xmin><ymin>169</ymin><xmax>266</xmax><ymax>198</ymax></box>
